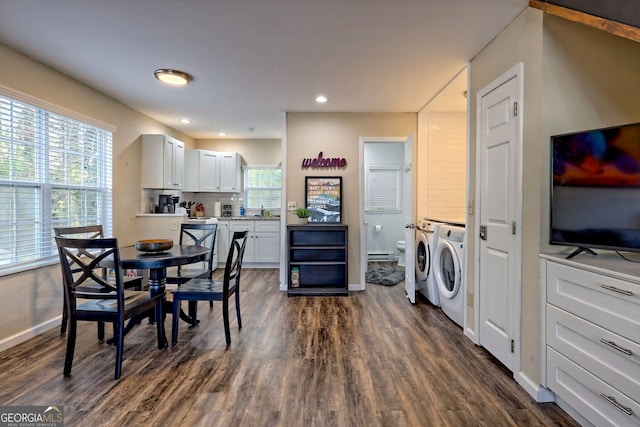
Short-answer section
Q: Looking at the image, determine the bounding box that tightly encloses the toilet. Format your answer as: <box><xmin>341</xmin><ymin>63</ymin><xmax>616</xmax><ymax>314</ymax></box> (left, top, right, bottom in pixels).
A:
<box><xmin>395</xmin><ymin>240</ymin><xmax>406</xmax><ymax>267</ymax></box>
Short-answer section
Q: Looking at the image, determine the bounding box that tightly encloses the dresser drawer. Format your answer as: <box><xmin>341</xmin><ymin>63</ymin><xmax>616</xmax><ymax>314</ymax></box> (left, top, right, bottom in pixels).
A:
<box><xmin>546</xmin><ymin>262</ymin><xmax>640</xmax><ymax>344</ymax></box>
<box><xmin>547</xmin><ymin>304</ymin><xmax>640</xmax><ymax>401</ymax></box>
<box><xmin>547</xmin><ymin>348</ymin><xmax>640</xmax><ymax>427</ymax></box>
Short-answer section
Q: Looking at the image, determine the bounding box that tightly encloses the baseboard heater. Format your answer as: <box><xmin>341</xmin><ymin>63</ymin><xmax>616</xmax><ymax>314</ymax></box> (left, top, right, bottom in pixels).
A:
<box><xmin>367</xmin><ymin>251</ymin><xmax>394</xmax><ymax>261</ymax></box>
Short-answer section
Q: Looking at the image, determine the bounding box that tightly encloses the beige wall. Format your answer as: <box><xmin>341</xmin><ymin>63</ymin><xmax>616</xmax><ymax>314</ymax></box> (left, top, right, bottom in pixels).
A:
<box><xmin>196</xmin><ymin>138</ymin><xmax>282</xmax><ymax>166</ymax></box>
<box><xmin>0</xmin><ymin>42</ymin><xmax>192</xmax><ymax>349</ymax></box>
<box><xmin>469</xmin><ymin>7</ymin><xmax>544</xmax><ymax>381</ymax></box>
<box><xmin>285</xmin><ymin>113</ymin><xmax>417</xmax><ymax>285</ymax></box>
<box><xmin>470</xmin><ymin>7</ymin><xmax>640</xmax><ymax>388</ymax></box>
<box><xmin>541</xmin><ymin>15</ymin><xmax>640</xmax><ymax>254</ymax></box>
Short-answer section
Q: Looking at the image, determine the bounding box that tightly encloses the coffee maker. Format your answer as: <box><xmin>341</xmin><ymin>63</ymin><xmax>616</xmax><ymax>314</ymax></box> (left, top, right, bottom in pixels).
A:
<box><xmin>157</xmin><ymin>194</ymin><xmax>176</xmax><ymax>213</ymax></box>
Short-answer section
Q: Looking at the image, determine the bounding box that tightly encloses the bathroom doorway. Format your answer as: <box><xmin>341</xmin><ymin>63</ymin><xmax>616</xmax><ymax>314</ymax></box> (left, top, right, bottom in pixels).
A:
<box><xmin>359</xmin><ymin>136</ymin><xmax>414</xmax><ymax>291</ymax></box>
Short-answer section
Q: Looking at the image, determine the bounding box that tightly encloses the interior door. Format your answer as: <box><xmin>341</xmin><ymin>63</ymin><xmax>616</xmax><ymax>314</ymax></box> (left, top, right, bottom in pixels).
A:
<box><xmin>403</xmin><ymin>135</ymin><xmax>416</xmax><ymax>303</ymax></box>
<box><xmin>478</xmin><ymin>71</ymin><xmax>520</xmax><ymax>371</ymax></box>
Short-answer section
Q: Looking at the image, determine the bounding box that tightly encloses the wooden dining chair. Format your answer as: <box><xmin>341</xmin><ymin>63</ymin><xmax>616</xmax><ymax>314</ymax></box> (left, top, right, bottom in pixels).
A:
<box><xmin>55</xmin><ymin>236</ymin><xmax>166</xmax><ymax>379</ymax></box>
<box><xmin>54</xmin><ymin>225</ymin><xmax>143</xmax><ymax>335</ymax></box>
<box><xmin>171</xmin><ymin>230</ymin><xmax>248</xmax><ymax>346</ymax></box>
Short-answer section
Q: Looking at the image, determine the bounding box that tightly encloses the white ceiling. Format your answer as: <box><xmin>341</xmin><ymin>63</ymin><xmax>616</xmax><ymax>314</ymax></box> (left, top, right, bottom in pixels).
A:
<box><xmin>0</xmin><ymin>0</ymin><xmax>528</xmax><ymax>139</ymax></box>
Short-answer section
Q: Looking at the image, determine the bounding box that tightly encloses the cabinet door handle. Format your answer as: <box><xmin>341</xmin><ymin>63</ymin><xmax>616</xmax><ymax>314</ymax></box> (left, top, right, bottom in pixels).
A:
<box><xmin>600</xmin><ymin>393</ymin><xmax>633</xmax><ymax>416</ymax></box>
<box><xmin>600</xmin><ymin>339</ymin><xmax>633</xmax><ymax>356</ymax></box>
<box><xmin>600</xmin><ymin>284</ymin><xmax>633</xmax><ymax>296</ymax></box>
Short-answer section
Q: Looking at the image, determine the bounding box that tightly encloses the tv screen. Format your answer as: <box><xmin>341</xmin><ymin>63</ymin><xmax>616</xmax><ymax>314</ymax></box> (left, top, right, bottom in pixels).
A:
<box><xmin>550</xmin><ymin>122</ymin><xmax>640</xmax><ymax>254</ymax></box>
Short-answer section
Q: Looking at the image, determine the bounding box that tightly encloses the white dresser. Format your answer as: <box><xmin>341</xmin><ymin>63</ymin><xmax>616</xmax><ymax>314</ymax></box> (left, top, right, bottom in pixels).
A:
<box><xmin>541</xmin><ymin>254</ymin><xmax>640</xmax><ymax>426</ymax></box>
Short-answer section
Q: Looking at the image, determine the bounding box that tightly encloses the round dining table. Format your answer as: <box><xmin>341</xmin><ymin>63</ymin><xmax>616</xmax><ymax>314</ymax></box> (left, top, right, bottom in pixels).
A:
<box><xmin>116</xmin><ymin>244</ymin><xmax>209</xmax><ymax>294</ymax></box>
<box><xmin>103</xmin><ymin>244</ymin><xmax>210</xmax><ymax>344</ymax></box>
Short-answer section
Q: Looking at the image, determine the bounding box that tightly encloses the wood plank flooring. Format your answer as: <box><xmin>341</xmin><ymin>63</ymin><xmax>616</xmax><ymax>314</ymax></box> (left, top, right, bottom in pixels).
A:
<box><xmin>0</xmin><ymin>267</ymin><xmax>579</xmax><ymax>426</ymax></box>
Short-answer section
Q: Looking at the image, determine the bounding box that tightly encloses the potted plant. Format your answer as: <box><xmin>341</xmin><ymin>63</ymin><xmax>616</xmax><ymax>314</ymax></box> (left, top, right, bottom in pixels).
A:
<box><xmin>295</xmin><ymin>208</ymin><xmax>310</xmax><ymax>224</ymax></box>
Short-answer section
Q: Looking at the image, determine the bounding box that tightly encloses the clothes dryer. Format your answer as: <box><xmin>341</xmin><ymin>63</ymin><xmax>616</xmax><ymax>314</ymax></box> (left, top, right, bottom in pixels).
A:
<box><xmin>434</xmin><ymin>224</ymin><xmax>465</xmax><ymax>327</ymax></box>
<box><xmin>415</xmin><ymin>219</ymin><xmax>441</xmax><ymax>306</ymax></box>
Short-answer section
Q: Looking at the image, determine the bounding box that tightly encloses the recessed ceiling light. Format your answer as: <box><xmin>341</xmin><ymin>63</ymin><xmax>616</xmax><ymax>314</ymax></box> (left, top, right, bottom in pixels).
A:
<box><xmin>218</xmin><ymin>132</ymin><xmax>226</xmax><ymax>137</ymax></box>
<box><xmin>315</xmin><ymin>95</ymin><xmax>328</xmax><ymax>103</ymax></box>
<box><xmin>154</xmin><ymin>69</ymin><xmax>193</xmax><ymax>86</ymax></box>
<box><xmin>180</xmin><ymin>118</ymin><xmax>191</xmax><ymax>124</ymax></box>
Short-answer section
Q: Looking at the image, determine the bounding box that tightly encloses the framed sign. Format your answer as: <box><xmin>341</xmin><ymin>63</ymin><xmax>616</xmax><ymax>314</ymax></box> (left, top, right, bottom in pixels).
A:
<box><xmin>305</xmin><ymin>176</ymin><xmax>342</xmax><ymax>223</ymax></box>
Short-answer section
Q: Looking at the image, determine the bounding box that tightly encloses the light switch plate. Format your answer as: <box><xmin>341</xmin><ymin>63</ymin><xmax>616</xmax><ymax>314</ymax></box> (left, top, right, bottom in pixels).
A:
<box><xmin>287</xmin><ymin>201</ymin><xmax>297</xmax><ymax>211</ymax></box>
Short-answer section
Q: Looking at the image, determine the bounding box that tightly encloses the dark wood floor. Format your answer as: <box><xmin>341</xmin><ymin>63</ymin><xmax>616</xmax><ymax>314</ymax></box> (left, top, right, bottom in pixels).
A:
<box><xmin>0</xmin><ymin>267</ymin><xmax>579</xmax><ymax>426</ymax></box>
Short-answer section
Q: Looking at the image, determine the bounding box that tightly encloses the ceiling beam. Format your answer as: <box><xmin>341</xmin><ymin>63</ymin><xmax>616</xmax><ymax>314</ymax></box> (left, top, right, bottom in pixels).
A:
<box><xmin>529</xmin><ymin>0</ymin><xmax>640</xmax><ymax>43</ymax></box>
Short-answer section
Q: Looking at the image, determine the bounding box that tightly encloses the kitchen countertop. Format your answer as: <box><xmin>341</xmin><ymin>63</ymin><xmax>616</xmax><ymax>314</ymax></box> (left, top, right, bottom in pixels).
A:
<box><xmin>217</xmin><ymin>216</ymin><xmax>280</xmax><ymax>221</ymax></box>
<box><xmin>136</xmin><ymin>214</ymin><xmax>280</xmax><ymax>220</ymax></box>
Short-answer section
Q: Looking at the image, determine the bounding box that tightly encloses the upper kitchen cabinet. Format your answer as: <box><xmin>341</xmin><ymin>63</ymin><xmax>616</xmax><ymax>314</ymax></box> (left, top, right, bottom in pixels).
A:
<box><xmin>220</xmin><ymin>152</ymin><xmax>241</xmax><ymax>192</ymax></box>
<box><xmin>184</xmin><ymin>149</ymin><xmax>220</xmax><ymax>192</ymax></box>
<box><xmin>184</xmin><ymin>149</ymin><xmax>242</xmax><ymax>192</ymax></box>
<box><xmin>141</xmin><ymin>134</ymin><xmax>185</xmax><ymax>190</ymax></box>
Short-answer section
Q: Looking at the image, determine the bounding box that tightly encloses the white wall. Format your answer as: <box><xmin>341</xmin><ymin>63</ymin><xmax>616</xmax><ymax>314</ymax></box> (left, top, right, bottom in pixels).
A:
<box><xmin>424</xmin><ymin>112</ymin><xmax>467</xmax><ymax>223</ymax></box>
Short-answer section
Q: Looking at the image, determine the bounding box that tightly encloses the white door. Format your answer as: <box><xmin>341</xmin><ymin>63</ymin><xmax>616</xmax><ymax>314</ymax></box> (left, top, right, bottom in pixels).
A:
<box><xmin>200</xmin><ymin>151</ymin><xmax>220</xmax><ymax>191</ymax></box>
<box><xmin>478</xmin><ymin>68</ymin><xmax>521</xmax><ymax>371</ymax></box>
<box><xmin>403</xmin><ymin>135</ymin><xmax>416</xmax><ymax>303</ymax></box>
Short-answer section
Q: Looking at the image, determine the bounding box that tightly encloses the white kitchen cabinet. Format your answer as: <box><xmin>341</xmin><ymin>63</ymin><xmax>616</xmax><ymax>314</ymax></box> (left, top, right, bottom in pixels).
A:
<box><xmin>184</xmin><ymin>149</ymin><xmax>241</xmax><ymax>193</ymax></box>
<box><xmin>141</xmin><ymin>134</ymin><xmax>185</xmax><ymax>190</ymax></box>
<box><xmin>184</xmin><ymin>149</ymin><xmax>221</xmax><ymax>192</ymax></box>
<box><xmin>229</xmin><ymin>219</ymin><xmax>280</xmax><ymax>265</ymax></box>
<box><xmin>254</xmin><ymin>220</ymin><xmax>280</xmax><ymax>263</ymax></box>
<box><xmin>220</xmin><ymin>152</ymin><xmax>242</xmax><ymax>192</ymax></box>
<box><xmin>541</xmin><ymin>254</ymin><xmax>640</xmax><ymax>427</ymax></box>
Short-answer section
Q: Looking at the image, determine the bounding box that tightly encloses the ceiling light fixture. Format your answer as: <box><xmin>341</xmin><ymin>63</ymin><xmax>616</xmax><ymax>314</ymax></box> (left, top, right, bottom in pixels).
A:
<box><xmin>154</xmin><ymin>69</ymin><xmax>193</xmax><ymax>86</ymax></box>
<box><xmin>315</xmin><ymin>95</ymin><xmax>328</xmax><ymax>103</ymax></box>
<box><xmin>180</xmin><ymin>118</ymin><xmax>191</xmax><ymax>124</ymax></box>
<box><xmin>218</xmin><ymin>132</ymin><xmax>226</xmax><ymax>137</ymax></box>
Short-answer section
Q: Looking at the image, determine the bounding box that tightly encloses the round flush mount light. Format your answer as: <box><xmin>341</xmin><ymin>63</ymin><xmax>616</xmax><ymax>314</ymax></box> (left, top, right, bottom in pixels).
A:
<box><xmin>154</xmin><ymin>69</ymin><xmax>193</xmax><ymax>86</ymax></box>
<box><xmin>315</xmin><ymin>95</ymin><xmax>328</xmax><ymax>103</ymax></box>
<box><xmin>218</xmin><ymin>132</ymin><xmax>226</xmax><ymax>137</ymax></box>
<box><xmin>180</xmin><ymin>118</ymin><xmax>191</xmax><ymax>124</ymax></box>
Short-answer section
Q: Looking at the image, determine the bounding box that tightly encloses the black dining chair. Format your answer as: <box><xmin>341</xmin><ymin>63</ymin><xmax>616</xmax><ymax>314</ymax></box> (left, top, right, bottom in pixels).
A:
<box><xmin>171</xmin><ymin>230</ymin><xmax>248</xmax><ymax>346</ymax></box>
<box><xmin>54</xmin><ymin>225</ymin><xmax>143</xmax><ymax>336</ymax></box>
<box><xmin>166</xmin><ymin>223</ymin><xmax>218</xmax><ymax>285</ymax></box>
<box><xmin>55</xmin><ymin>236</ymin><xmax>166</xmax><ymax>379</ymax></box>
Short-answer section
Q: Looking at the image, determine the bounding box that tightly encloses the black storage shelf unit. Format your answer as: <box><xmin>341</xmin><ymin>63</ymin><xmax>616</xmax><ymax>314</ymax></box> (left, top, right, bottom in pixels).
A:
<box><xmin>287</xmin><ymin>224</ymin><xmax>348</xmax><ymax>296</ymax></box>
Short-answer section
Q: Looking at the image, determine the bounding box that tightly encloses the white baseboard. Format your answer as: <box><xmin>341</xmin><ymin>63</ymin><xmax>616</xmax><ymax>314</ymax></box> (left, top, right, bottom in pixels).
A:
<box><xmin>0</xmin><ymin>317</ymin><xmax>60</xmax><ymax>353</ymax></box>
<box><xmin>517</xmin><ymin>370</ymin><xmax>555</xmax><ymax>403</ymax></box>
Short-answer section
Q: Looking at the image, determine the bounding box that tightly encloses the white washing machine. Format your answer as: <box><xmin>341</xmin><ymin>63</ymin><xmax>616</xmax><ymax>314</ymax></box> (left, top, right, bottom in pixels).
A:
<box><xmin>415</xmin><ymin>219</ymin><xmax>441</xmax><ymax>306</ymax></box>
<box><xmin>434</xmin><ymin>224</ymin><xmax>465</xmax><ymax>327</ymax></box>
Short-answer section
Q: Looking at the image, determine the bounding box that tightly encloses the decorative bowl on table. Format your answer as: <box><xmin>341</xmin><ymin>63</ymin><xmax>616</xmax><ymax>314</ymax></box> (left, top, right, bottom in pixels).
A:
<box><xmin>135</xmin><ymin>239</ymin><xmax>173</xmax><ymax>253</ymax></box>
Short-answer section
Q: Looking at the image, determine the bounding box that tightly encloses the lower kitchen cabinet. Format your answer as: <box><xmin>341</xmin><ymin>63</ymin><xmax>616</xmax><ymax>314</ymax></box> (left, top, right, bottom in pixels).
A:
<box><xmin>287</xmin><ymin>224</ymin><xmax>348</xmax><ymax>296</ymax></box>
<box><xmin>229</xmin><ymin>219</ymin><xmax>280</xmax><ymax>265</ymax></box>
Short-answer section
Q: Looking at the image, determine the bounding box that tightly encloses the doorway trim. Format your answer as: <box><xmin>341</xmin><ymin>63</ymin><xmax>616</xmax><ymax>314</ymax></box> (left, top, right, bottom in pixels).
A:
<box><xmin>359</xmin><ymin>136</ymin><xmax>408</xmax><ymax>291</ymax></box>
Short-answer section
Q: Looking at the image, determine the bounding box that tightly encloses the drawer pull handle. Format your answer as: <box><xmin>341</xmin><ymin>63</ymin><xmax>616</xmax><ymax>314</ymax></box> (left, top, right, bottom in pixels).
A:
<box><xmin>600</xmin><ymin>339</ymin><xmax>633</xmax><ymax>356</ymax></box>
<box><xmin>600</xmin><ymin>393</ymin><xmax>633</xmax><ymax>416</ymax></box>
<box><xmin>600</xmin><ymin>284</ymin><xmax>633</xmax><ymax>296</ymax></box>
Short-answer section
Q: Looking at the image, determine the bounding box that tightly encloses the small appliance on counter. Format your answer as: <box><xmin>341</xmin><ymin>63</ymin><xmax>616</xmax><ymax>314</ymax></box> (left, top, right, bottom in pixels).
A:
<box><xmin>222</xmin><ymin>204</ymin><xmax>233</xmax><ymax>217</ymax></box>
<box><xmin>157</xmin><ymin>194</ymin><xmax>178</xmax><ymax>213</ymax></box>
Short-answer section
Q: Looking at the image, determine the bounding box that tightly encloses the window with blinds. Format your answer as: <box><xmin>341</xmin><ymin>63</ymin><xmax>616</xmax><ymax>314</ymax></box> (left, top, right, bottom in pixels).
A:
<box><xmin>243</xmin><ymin>166</ymin><xmax>281</xmax><ymax>210</ymax></box>
<box><xmin>0</xmin><ymin>93</ymin><xmax>112</xmax><ymax>271</ymax></box>
<box><xmin>365</xmin><ymin>165</ymin><xmax>401</xmax><ymax>211</ymax></box>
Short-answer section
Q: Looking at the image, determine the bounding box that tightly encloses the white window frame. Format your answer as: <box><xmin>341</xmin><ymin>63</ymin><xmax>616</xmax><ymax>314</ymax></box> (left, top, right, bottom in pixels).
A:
<box><xmin>0</xmin><ymin>85</ymin><xmax>114</xmax><ymax>276</ymax></box>
<box><xmin>243</xmin><ymin>165</ymin><xmax>282</xmax><ymax>210</ymax></box>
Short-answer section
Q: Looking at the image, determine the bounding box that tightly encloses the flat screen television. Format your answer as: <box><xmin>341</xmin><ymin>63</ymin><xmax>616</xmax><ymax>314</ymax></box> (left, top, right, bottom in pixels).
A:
<box><xmin>550</xmin><ymin>122</ymin><xmax>640</xmax><ymax>258</ymax></box>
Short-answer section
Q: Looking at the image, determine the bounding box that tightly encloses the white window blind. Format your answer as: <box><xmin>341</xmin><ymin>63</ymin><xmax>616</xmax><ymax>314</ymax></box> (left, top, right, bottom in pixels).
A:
<box><xmin>0</xmin><ymin>93</ymin><xmax>112</xmax><ymax>271</ymax></box>
<box><xmin>243</xmin><ymin>166</ymin><xmax>281</xmax><ymax>210</ymax></box>
<box><xmin>366</xmin><ymin>165</ymin><xmax>401</xmax><ymax>211</ymax></box>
